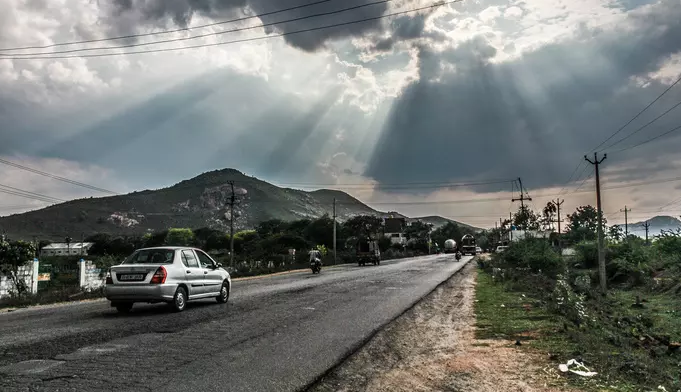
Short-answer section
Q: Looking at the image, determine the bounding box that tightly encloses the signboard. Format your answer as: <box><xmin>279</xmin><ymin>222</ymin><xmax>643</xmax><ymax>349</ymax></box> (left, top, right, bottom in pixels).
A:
<box><xmin>37</xmin><ymin>273</ymin><xmax>51</xmax><ymax>281</ymax></box>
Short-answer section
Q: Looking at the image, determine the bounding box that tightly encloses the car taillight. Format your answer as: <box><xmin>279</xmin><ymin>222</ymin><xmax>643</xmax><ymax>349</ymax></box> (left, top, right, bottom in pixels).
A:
<box><xmin>105</xmin><ymin>270</ymin><xmax>113</xmax><ymax>285</ymax></box>
<box><xmin>150</xmin><ymin>266</ymin><xmax>167</xmax><ymax>284</ymax></box>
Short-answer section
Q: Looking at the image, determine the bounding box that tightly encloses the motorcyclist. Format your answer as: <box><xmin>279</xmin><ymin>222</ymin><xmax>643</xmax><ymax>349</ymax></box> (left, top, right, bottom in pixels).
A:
<box><xmin>455</xmin><ymin>246</ymin><xmax>462</xmax><ymax>260</ymax></box>
<box><xmin>309</xmin><ymin>249</ymin><xmax>322</xmax><ymax>268</ymax></box>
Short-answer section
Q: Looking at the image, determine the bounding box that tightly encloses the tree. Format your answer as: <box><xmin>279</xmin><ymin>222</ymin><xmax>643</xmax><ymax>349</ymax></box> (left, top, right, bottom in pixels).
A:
<box><xmin>542</xmin><ymin>202</ymin><xmax>558</xmax><ymax>231</ymax></box>
<box><xmin>565</xmin><ymin>205</ymin><xmax>606</xmax><ymax>243</ymax></box>
<box><xmin>405</xmin><ymin>221</ymin><xmax>433</xmax><ymax>243</ymax></box>
<box><xmin>164</xmin><ymin>228</ymin><xmax>196</xmax><ymax>246</ymax></box>
<box><xmin>256</xmin><ymin>219</ymin><xmax>287</xmax><ymax>238</ymax></box>
<box><xmin>0</xmin><ymin>239</ymin><xmax>36</xmax><ymax>295</ymax></box>
<box><xmin>303</xmin><ymin>215</ymin><xmax>334</xmax><ymax>248</ymax></box>
<box><xmin>608</xmin><ymin>225</ymin><xmax>624</xmax><ymax>243</ymax></box>
<box><xmin>513</xmin><ymin>205</ymin><xmax>541</xmax><ymax>230</ymax></box>
<box><xmin>342</xmin><ymin>215</ymin><xmax>383</xmax><ymax>239</ymax></box>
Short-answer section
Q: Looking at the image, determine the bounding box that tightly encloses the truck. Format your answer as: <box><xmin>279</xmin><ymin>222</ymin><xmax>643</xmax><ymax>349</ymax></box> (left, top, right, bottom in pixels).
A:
<box><xmin>460</xmin><ymin>234</ymin><xmax>477</xmax><ymax>256</ymax></box>
<box><xmin>356</xmin><ymin>237</ymin><xmax>381</xmax><ymax>266</ymax></box>
<box><xmin>443</xmin><ymin>239</ymin><xmax>457</xmax><ymax>254</ymax></box>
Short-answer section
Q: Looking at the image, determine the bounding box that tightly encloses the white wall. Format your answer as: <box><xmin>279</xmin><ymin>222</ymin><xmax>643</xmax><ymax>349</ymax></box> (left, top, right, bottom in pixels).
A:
<box><xmin>79</xmin><ymin>260</ymin><xmax>105</xmax><ymax>292</ymax></box>
<box><xmin>0</xmin><ymin>262</ymin><xmax>37</xmax><ymax>298</ymax></box>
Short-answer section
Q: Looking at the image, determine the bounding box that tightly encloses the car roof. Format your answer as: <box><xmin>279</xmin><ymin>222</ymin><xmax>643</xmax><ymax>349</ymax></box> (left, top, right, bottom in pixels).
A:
<box><xmin>137</xmin><ymin>246</ymin><xmax>194</xmax><ymax>251</ymax></box>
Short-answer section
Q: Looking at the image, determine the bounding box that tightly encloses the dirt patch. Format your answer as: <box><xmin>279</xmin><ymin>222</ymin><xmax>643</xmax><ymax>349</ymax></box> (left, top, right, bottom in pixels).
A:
<box><xmin>309</xmin><ymin>262</ymin><xmax>571</xmax><ymax>392</ymax></box>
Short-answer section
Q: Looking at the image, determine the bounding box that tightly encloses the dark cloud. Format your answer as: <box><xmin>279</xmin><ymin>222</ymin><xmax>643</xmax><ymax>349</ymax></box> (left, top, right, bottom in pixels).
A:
<box><xmin>370</xmin><ymin>13</ymin><xmax>447</xmax><ymax>53</ymax></box>
<box><xmin>364</xmin><ymin>1</ymin><xmax>681</xmax><ymax>193</ymax></box>
<box><xmin>0</xmin><ymin>68</ymin><xmax>370</xmax><ymax>190</ymax></box>
<box><xmin>105</xmin><ymin>0</ymin><xmax>389</xmax><ymax>52</ymax></box>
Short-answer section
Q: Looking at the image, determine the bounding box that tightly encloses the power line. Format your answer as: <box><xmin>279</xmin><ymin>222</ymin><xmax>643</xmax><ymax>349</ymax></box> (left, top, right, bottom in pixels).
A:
<box><xmin>601</xmin><ymin>99</ymin><xmax>681</xmax><ymax>151</ymax></box>
<box><xmin>2</xmin><ymin>0</ymin><xmax>395</xmax><ymax>57</ymax></box>
<box><xmin>279</xmin><ymin>178</ymin><xmax>516</xmax><ymax>190</ymax></box>
<box><xmin>611</xmin><ymin>123</ymin><xmax>681</xmax><ymax>153</ymax></box>
<box><xmin>0</xmin><ymin>0</ymin><xmax>339</xmax><ymax>52</ymax></box>
<box><xmin>591</xmin><ymin>73</ymin><xmax>681</xmax><ymax>152</ymax></box>
<box><xmin>557</xmin><ymin>160</ymin><xmax>585</xmax><ymax>196</ymax></box>
<box><xmin>3</xmin><ymin>0</ymin><xmax>460</xmax><ymax>60</ymax></box>
<box><xmin>0</xmin><ymin>157</ymin><xmax>118</xmax><ymax>194</ymax></box>
<box><xmin>0</xmin><ymin>184</ymin><xmax>65</xmax><ymax>204</ymax></box>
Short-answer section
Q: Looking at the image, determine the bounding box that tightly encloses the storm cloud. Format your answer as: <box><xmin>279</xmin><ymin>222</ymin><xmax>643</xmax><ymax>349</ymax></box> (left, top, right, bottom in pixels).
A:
<box><xmin>365</xmin><ymin>0</ymin><xmax>681</xmax><ymax>192</ymax></box>
<box><xmin>105</xmin><ymin>0</ymin><xmax>391</xmax><ymax>52</ymax></box>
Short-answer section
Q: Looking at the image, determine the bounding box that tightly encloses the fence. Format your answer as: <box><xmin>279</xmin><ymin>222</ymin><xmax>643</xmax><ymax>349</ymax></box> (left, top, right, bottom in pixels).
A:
<box><xmin>0</xmin><ymin>258</ymin><xmax>106</xmax><ymax>299</ymax></box>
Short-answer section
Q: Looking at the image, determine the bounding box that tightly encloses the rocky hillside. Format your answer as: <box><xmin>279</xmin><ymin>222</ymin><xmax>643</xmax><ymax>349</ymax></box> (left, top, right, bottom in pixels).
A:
<box><xmin>0</xmin><ymin>169</ymin><xmax>477</xmax><ymax>240</ymax></box>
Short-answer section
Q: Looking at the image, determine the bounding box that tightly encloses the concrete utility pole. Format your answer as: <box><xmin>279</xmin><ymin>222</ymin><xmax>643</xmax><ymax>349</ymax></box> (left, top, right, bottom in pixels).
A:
<box><xmin>333</xmin><ymin>197</ymin><xmax>337</xmax><ymax>265</ymax></box>
<box><xmin>585</xmin><ymin>152</ymin><xmax>608</xmax><ymax>294</ymax></box>
<box><xmin>512</xmin><ymin>177</ymin><xmax>532</xmax><ymax>209</ymax></box>
<box><xmin>228</xmin><ymin>181</ymin><xmax>236</xmax><ymax>268</ymax></box>
<box><xmin>620</xmin><ymin>206</ymin><xmax>631</xmax><ymax>239</ymax></box>
<box><xmin>553</xmin><ymin>198</ymin><xmax>565</xmax><ymax>250</ymax></box>
<box><xmin>642</xmin><ymin>221</ymin><xmax>651</xmax><ymax>245</ymax></box>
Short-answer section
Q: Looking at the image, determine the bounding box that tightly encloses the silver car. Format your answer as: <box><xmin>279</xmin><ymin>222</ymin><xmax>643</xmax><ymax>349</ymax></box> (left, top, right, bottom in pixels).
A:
<box><xmin>105</xmin><ymin>247</ymin><xmax>231</xmax><ymax>313</ymax></box>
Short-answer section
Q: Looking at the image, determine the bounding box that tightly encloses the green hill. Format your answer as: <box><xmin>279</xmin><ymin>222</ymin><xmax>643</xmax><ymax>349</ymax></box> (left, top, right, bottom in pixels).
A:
<box><xmin>0</xmin><ymin>168</ymin><xmax>478</xmax><ymax>240</ymax></box>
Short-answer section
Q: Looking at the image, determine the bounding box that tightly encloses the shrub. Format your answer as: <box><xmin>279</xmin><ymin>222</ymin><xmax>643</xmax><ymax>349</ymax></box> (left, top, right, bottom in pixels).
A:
<box><xmin>574</xmin><ymin>241</ymin><xmax>598</xmax><ymax>268</ymax></box>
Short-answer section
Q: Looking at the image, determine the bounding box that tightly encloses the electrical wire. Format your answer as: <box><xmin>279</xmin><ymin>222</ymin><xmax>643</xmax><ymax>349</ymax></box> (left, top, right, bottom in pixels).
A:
<box><xmin>2</xmin><ymin>1</ymin><xmax>460</xmax><ymax>60</ymax></box>
<box><xmin>1</xmin><ymin>0</ymin><xmax>396</xmax><ymax>57</ymax></box>
<box><xmin>591</xmin><ymin>73</ymin><xmax>681</xmax><ymax>152</ymax></box>
<box><xmin>0</xmin><ymin>157</ymin><xmax>118</xmax><ymax>194</ymax></box>
<box><xmin>601</xmin><ymin>99</ymin><xmax>681</xmax><ymax>152</ymax></box>
<box><xmin>611</xmin><ymin>123</ymin><xmax>681</xmax><ymax>153</ymax></box>
<box><xmin>0</xmin><ymin>0</ymin><xmax>339</xmax><ymax>52</ymax></box>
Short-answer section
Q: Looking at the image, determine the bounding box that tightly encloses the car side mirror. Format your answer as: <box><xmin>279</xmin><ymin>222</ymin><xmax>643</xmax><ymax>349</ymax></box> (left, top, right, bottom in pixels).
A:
<box><xmin>216</xmin><ymin>263</ymin><xmax>223</xmax><ymax>268</ymax></box>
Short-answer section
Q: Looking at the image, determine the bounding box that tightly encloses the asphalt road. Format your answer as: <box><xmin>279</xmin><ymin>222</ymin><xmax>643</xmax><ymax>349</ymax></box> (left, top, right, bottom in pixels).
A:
<box><xmin>0</xmin><ymin>254</ymin><xmax>471</xmax><ymax>392</ymax></box>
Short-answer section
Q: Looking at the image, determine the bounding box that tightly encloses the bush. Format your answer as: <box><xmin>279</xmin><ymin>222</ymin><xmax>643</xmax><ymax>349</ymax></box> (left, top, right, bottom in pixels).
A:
<box><xmin>490</xmin><ymin>238</ymin><xmax>564</xmax><ymax>279</ymax></box>
<box><xmin>574</xmin><ymin>241</ymin><xmax>598</xmax><ymax>268</ymax></box>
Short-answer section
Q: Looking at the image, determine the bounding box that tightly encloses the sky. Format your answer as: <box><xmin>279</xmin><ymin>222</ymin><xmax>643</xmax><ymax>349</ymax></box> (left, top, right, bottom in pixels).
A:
<box><xmin>1</xmin><ymin>0</ymin><xmax>681</xmax><ymax>228</ymax></box>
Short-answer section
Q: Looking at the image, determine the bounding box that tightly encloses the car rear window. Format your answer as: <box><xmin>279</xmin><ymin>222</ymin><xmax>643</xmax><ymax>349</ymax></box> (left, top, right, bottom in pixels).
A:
<box><xmin>123</xmin><ymin>249</ymin><xmax>175</xmax><ymax>264</ymax></box>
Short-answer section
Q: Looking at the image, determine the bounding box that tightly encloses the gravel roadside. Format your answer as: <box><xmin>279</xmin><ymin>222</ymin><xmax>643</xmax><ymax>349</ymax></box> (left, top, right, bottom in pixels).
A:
<box><xmin>309</xmin><ymin>262</ymin><xmax>571</xmax><ymax>392</ymax></box>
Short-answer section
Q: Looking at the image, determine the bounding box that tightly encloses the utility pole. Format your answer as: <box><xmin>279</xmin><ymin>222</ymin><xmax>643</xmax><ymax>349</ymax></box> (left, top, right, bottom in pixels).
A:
<box><xmin>642</xmin><ymin>221</ymin><xmax>651</xmax><ymax>245</ymax></box>
<box><xmin>512</xmin><ymin>177</ymin><xmax>532</xmax><ymax>209</ymax></box>
<box><xmin>585</xmin><ymin>152</ymin><xmax>607</xmax><ymax>294</ymax></box>
<box><xmin>332</xmin><ymin>198</ymin><xmax>337</xmax><ymax>265</ymax></box>
<box><xmin>509</xmin><ymin>212</ymin><xmax>513</xmax><ymax>242</ymax></box>
<box><xmin>553</xmin><ymin>198</ymin><xmax>565</xmax><ymax>250</ymax></box>
<box><xmin>228</xmin><ymin>181</ymin><xmax>236</xmax><ymax>268</ymax></box>
<box><xmin>620</xmin><ymin>206</ymin><xmax>631</xmax><ymax>239</ymax></box>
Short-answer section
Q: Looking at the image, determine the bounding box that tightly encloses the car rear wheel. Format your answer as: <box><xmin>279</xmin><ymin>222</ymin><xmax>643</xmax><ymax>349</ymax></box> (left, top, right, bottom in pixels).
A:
<box><xmin>114</xmin><ymin>302</ymin><xmax>133</xmax><ymax>313</ymax></box>
<box><xmin>216</xmin><ymin>283</ymin><xmax>229</xmax><ymax>304</ymax></box>
<box><xmin>171</xmin><ymin>287</ymin><xmax>187</xmax><ymax>312</ymax></box>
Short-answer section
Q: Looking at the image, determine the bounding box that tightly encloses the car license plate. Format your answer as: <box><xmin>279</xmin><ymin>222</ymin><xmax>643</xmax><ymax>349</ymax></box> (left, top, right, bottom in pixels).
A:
<box><xmin>120</xmin><ymin>274</ymin><xmax>144</xmax><ymax>281</ymax></box>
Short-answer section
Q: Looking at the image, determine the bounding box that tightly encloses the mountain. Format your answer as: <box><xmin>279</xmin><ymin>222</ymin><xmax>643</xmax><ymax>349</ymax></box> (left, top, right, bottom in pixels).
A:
<box><xmin>411</xmin><ymin>216</ymin><xmax>479</xmax><ymax>231</ymax></box>
<box><xmin>0</xmin><ymin>168</ymin><xmax>478</xmax><ymax>240</ymax></box>
<box><xmin>618</xmin><ymin>215</ymin><xmax>681</xmax><ymax>238</ymax></box>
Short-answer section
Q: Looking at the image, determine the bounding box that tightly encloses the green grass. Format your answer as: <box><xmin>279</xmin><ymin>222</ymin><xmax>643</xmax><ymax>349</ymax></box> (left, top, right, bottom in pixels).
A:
<box><xmin>475</xmin><ymin>271</ymin><xmax>561</xmax><ymax>341</ymax></box>
<box><xmin>475</xmin><ymin>270</ymin><xmax>681</xmax><ymax>392</ymax></box>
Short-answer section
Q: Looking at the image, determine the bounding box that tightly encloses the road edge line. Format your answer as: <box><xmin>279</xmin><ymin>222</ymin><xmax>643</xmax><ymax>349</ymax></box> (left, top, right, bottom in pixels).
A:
<box><xmin>299</xmin><ymin>256</ymin><xmax>475</xmax><ymax>392</ymax></box>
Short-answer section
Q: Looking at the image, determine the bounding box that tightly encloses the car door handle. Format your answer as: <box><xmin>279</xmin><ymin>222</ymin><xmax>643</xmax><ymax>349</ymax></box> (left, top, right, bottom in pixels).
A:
<box><xmin>204</xmin><ymin>271</ymin><xmax>208</xmax><ymax>274</ymax></box>
<box><xmin>186</xmin><ymin>270</ymin><xmax>191</xmax><ymax>274</ymax></box>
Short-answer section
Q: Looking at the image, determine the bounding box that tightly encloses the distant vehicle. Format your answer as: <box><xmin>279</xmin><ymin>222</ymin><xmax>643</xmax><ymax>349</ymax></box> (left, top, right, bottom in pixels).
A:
<box><xmin>460</xmin><ymin>234</ymin><xmax>477</xmax><ymax>256</ymax></box>
<box><xmin>309</xmin><ymin>249</ymin><xmax>322</xmax><ymax>274</ymax></box>
<box><xmin>105</xmin><ymin>247</ymin><xmax>231</xmax><ymax>313</ymax></box>
<box><xmin>443</xmin><ymin>239</ymin><xmax>457</xmax><ymax>253</ymax></box>
<box><xmin>356</xmin><ymin>238</ymin><xmax>380</xmax><ymax>266</ymax></box>
<box><xmin>475</xmin><ymin>246</ymin><xmax>482</xmax><ymax>254</ymax></box>
<box><xmin>495</xmin><ymin>246</ymin><xmax>508</xmax><ymax>253</ymax></box>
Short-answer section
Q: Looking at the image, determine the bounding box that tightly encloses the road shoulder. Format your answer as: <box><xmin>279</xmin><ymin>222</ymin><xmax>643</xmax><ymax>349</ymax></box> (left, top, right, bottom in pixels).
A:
<box><xmin>309</xmin><ymin>262</ymin><xmax>571</xmax><ymax>392</ymax></box>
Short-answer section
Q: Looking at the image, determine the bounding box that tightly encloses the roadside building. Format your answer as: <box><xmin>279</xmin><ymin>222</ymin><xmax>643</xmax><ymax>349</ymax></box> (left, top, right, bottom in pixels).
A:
<box><xmin>40</xmin><ymin>242</ymin><xmax>94</xmax><ymax>257</ymax></box>
<box><xmin>383</xmin><ymin>217</ymin><xmax>407</xmax><ymax>245</ymax></box>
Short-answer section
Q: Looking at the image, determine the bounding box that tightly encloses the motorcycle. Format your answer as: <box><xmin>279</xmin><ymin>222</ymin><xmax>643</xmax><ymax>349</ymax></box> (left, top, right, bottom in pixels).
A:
<box><xmin>310</xmin><ymin>258</ymin><xmax>322</xmax><ymax>274</ymax></box>
<box><xmin>455</xmin><ymin>251</ymin><xmax>462</xmax><ymax>261</ymax></box>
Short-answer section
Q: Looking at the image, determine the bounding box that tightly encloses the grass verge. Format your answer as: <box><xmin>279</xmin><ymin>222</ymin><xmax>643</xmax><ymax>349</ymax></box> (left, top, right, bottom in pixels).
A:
<box><xmin>475</xmin><ymin>269</ymin><xmax>681</xmax><ymax>392</ymax></box>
